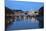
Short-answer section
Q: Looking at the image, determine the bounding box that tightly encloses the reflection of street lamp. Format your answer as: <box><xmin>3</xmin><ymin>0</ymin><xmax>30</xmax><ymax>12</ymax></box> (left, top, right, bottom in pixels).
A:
<box><xmin>32</xmin><ymin>11</ymin><xmax>35</xmax><ymax>14</ymax></box>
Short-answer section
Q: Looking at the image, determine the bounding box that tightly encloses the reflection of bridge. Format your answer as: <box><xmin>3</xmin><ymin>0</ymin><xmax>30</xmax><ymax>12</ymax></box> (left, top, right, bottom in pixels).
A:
<box><xmin>6</xmin><ymin>11</ymin><xmax>39</xmax><ymax>23</ymax></box>
<box><xmin>7</xmin><ymin>15</ymin><xmax>39</xmax><ymax>30</ymax></box>
<box><xmin>6</xmin><ymin>11</ymin><xmax>39</xmax><ymax>30</ymax></box>
<box><xmin>14</xmin><ymin>11</ymin><xmax>39</xmax><ymax>22</ymax></box>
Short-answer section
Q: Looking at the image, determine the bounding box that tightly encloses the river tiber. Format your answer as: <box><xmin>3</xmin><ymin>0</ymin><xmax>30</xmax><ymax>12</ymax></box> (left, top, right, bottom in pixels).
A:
<box><xmin>5</xmin><ymin>6</ymin><xmax>43</xmax><ymax>30</ymax></box>
<box><xmin>5</xmin><ymin>9</ymin><xmax>40</xmax><ymax>30</ymax></box>
<box><xmin>5</xmin><ymin>1</ymin><xmax>44</xmax><ymax>30</ymax></box>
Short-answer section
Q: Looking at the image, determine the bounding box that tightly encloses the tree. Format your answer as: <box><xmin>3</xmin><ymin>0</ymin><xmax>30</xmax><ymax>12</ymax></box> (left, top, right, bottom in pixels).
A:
<box><xmin>39</xmin><ymin>6</ymin><xmax>44</xmax><ymax>16</ymax></box>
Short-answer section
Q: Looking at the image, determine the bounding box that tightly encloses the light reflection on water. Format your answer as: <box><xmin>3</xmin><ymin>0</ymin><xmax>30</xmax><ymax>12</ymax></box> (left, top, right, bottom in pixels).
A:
<box><xmin>7</xmin><ymin>17</ymin><xmax>39</xmax><ymax>30</ymax></box>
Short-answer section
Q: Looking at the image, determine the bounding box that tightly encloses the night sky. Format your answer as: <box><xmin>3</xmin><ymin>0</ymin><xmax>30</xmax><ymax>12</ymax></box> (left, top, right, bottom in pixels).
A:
<box><xmin>5</xmin><ymin>0</ymin><xmax>44</xmax><ymax>11</ymax></box>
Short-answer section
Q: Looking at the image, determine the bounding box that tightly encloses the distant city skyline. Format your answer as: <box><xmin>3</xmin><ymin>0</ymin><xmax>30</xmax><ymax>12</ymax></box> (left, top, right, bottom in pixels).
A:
<box><xmin>5</xmin><ymin>0</ymin><xmax>44</xmax><ymax>11</ymax></box>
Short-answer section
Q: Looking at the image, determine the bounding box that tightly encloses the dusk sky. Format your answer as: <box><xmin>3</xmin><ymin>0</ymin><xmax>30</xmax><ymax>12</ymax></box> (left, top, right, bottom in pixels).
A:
<box><xmin>5</xmin><ymin>0</ymin><xmax>44</xmax><ymax>11</ymax></box>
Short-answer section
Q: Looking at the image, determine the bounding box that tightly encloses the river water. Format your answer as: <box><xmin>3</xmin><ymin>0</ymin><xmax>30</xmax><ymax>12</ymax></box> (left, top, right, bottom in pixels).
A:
<box><xmin>7</xmin><ymin>17</ymin><xmax>39</xmax><ymax>30</ymax></box>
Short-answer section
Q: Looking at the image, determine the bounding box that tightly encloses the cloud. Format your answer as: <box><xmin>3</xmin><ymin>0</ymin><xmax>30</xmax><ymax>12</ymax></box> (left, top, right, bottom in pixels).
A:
<box><xmin>10</xmin><ymin>0</ymin><xmax>44</xmax><ymax>2</ymax></box>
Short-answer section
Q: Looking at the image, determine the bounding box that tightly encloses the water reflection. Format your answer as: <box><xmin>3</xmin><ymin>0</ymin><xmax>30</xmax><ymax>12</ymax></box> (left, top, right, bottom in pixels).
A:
<box><xmin>7</xmin><ymin>16</ymin><xmax>39</xmax><ymax>30</ymax></box>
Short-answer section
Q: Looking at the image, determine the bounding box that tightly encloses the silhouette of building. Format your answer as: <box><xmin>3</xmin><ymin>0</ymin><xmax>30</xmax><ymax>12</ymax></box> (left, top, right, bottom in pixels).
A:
<box><xmin>5</xmin><ymin>7</ymin><xmax>14</xmax><ymax>29</ymax></box>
